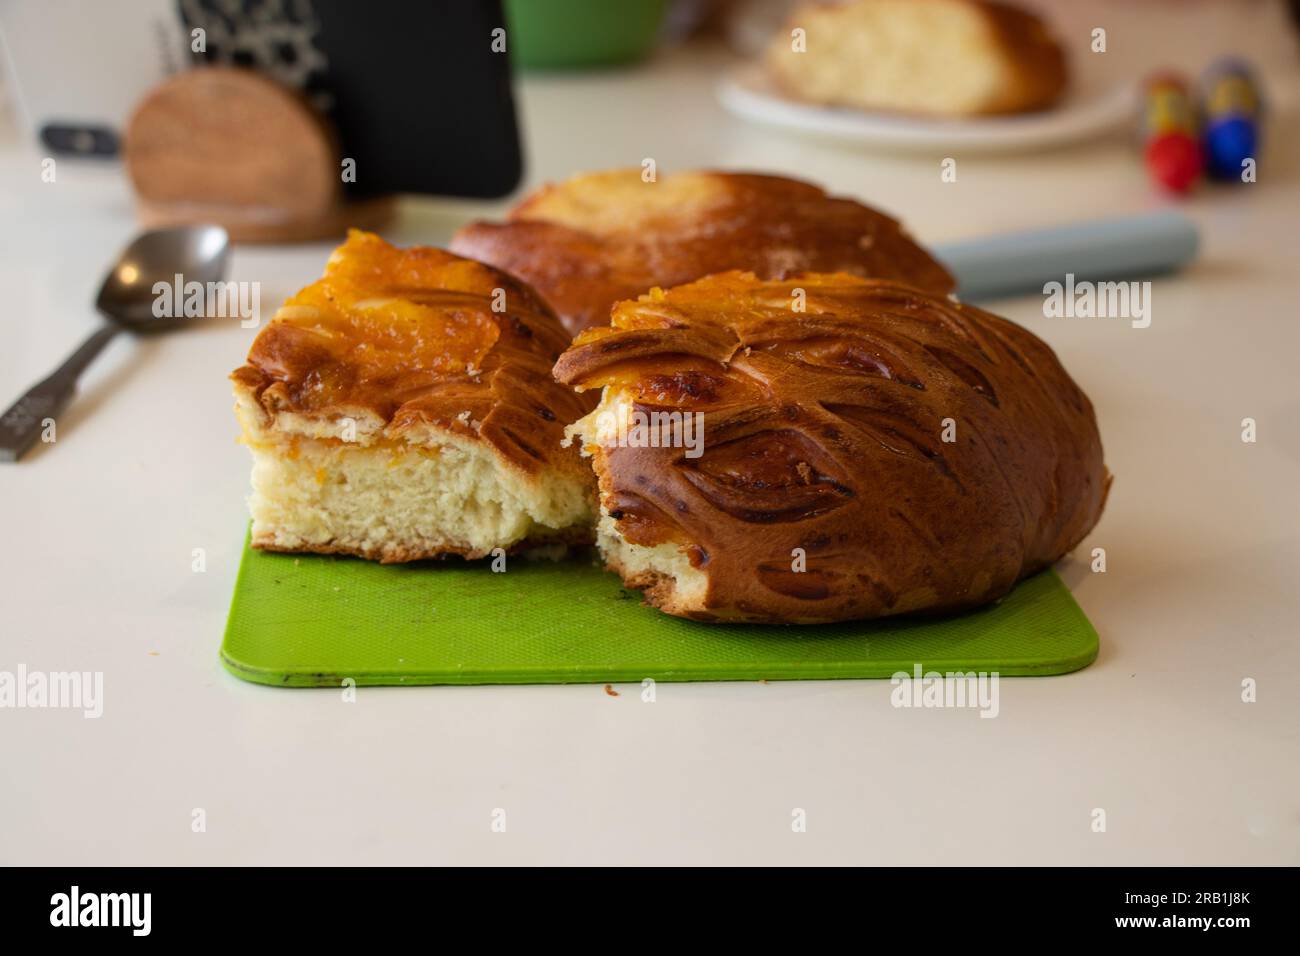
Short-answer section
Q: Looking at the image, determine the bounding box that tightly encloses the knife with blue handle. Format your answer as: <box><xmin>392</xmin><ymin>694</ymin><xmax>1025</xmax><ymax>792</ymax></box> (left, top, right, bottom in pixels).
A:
<box><xmin>932</xmin><ymin>210</ymin><xmax>1200</xmax><ymax>302</ymax></box>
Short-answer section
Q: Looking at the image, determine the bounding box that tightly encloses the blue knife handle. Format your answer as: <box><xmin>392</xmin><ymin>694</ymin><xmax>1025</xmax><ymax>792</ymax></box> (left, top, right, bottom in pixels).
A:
<box><xmin>932</xmin><ymin>210</ymin><xmax>1200</xmax><ymax>302</ymax></box>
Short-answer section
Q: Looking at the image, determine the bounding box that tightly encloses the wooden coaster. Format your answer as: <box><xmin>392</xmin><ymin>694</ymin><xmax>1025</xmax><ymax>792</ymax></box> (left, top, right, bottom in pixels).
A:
<box><xmin>124</xmin><ymin>66</ymin><xmax>393</xmax><ymax>243</ymax></box>
<box><xmin>133</xmin><ymin>194</ymin><xmax>395</xmax><ymax>243</ymax></box>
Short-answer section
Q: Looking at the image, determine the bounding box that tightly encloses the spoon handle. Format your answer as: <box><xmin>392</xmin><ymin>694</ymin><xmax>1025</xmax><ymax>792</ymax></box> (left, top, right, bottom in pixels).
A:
<box><xmin>0</xmin><ymin>325</ymin><xmax>120</xmax><ymax>462</ymax></box>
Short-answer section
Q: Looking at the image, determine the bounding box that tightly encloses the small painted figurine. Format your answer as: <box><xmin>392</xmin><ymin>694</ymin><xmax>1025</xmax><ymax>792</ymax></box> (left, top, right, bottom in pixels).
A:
<box><xmin>1202</xmin><ymin>58</ymin><xmax>1262</xmax><ymax>181</ymax></box>
<box><xmin>1140</xmin><ymin>73</ymin><xmax>1203</xmax><ymax>193</ymax></box>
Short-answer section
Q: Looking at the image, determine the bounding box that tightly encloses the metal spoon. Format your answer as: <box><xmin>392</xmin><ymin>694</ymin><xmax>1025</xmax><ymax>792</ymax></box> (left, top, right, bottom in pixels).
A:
<box><xmin>0</xmin><ymin>225</ymin><xmax>230</xmax><ymax>462</ymax></box>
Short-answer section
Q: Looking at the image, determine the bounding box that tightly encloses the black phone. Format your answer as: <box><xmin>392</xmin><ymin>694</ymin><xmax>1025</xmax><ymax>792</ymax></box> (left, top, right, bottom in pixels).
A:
<box><xmin>179</xmin><ymin>0</ymin><xmax>523</xmax><ymax>199</ymax></box>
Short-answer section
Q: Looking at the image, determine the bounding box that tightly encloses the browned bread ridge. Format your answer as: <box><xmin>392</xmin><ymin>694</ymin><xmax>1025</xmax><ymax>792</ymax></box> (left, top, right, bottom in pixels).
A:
<box><xmin>555</xmin><ymin>271</ymin><xmax>1108</xmax><ymax>623</ymax></box>
<box><xmin>451</xmin><ymin>169</ymin><xmax>955</xmax><ymax>336</ymax></box>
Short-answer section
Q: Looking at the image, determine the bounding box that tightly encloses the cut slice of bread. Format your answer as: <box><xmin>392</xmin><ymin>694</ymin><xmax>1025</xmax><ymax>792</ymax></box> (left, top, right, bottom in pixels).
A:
<box><xmin>231</xmin><ymin>231</ymin><xmax>595</xmax><ymax>562</ymax></box>
<box><xmin>765</xmin><ymin>0</ymin><xmax>1067</xmax><ymax>117</ymax></box>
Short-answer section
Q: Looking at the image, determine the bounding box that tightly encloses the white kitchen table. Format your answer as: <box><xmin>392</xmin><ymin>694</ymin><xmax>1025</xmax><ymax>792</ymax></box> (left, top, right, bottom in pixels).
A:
<box><xmin>1</xmin><ymin>43</ymin><xmax>1297</xmax><ymax>866</ymax></box>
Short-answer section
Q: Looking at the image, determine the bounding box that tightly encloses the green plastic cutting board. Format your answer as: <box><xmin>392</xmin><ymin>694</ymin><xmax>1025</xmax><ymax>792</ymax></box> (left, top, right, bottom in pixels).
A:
<box><xmin>221</xmin><ymin>530</ymin><xmax>1098</xmax><ymax>687</ymax></box>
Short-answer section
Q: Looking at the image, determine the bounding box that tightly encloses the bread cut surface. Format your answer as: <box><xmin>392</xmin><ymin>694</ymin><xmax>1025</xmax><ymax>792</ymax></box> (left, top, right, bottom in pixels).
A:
<box><xmin>231</xmin><ymin>230</ymin><xmax>595</xmax><ymax>562</ymax></box>
<box><xmin>450</xmin><ymin>169</ymin><xmax>954</xmax><ymax>336</ymax></box>
<box><xmin>765</xmin><ymin>0</ymin><xmax>1067</xmax><ymax>117</ymax></box>
<box><xmin>555</xmin><ymin>272</ymin><xmax>1108</xmax><ymax>624</ymax></box>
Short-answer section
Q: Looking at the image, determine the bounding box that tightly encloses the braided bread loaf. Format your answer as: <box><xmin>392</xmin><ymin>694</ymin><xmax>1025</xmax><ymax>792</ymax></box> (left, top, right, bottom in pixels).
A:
<box><xmin>555</xmin><ymin>271</ymin><xmax>1108</xmax><ymax>623</ymax></box>
<box><xmin>452</xmin><ymin>169</ymin><xmax>955</xmax><ymax>336</ymax></box>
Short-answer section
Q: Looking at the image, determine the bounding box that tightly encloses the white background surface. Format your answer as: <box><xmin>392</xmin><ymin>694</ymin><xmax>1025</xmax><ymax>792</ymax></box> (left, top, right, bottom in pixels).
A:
<box><xmin>1</xmin><ymin>34</ymin><xmax>1298</xmax><ymax>864</ymax></box>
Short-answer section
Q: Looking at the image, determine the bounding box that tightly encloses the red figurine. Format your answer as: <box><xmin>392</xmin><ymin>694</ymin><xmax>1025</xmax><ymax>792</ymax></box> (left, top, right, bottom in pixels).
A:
<box><xmin>1140</xmin><ymin>73</ymin><xmax>1203</xmax><ymax>194</ymax></box>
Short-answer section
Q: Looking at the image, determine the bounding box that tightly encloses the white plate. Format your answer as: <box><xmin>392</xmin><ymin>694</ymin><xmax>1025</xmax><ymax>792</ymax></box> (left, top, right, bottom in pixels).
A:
<box><xmin>718</xmin><ymin>66</ymin><xmax>1136</xmax><ymax>153</ymax></box>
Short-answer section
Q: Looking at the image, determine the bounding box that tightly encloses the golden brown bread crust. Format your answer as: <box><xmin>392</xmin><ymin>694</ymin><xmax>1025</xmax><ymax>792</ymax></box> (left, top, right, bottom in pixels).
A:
<box><xmin>555</xmin><ymin>272</ymin><xmax>1109</xmax><ymax>624</ymax></box>
<box><xmin>248</xmin><ymin>523</ymin><xmax>593</xmax><ymax>564</ymax></box>
<box><xmin>232</xmin><ymin>230</ymin><xmax>593</xmax><ymax>483</ymax></box>
<box><xmin>980</xmin><ymin>0</ymin><xmax>1068</xmax><ymax>113</ymax></box>
<box><xmin>766</xmin><ymin>0</ymin><xmax>1067</xmax><ymax>117</ymax></box>
<box><xmin>450</xmin><ymin>169</ymin><xmax>955</xmax><ymax>336</ymax></box>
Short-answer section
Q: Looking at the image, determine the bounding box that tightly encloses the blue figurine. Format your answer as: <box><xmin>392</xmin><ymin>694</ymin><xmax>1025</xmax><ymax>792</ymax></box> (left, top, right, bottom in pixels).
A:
<box><xmin>1201</xmin><ymin>59</ymin><xmax>1262</xmax><ymax>181</ymax></box>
